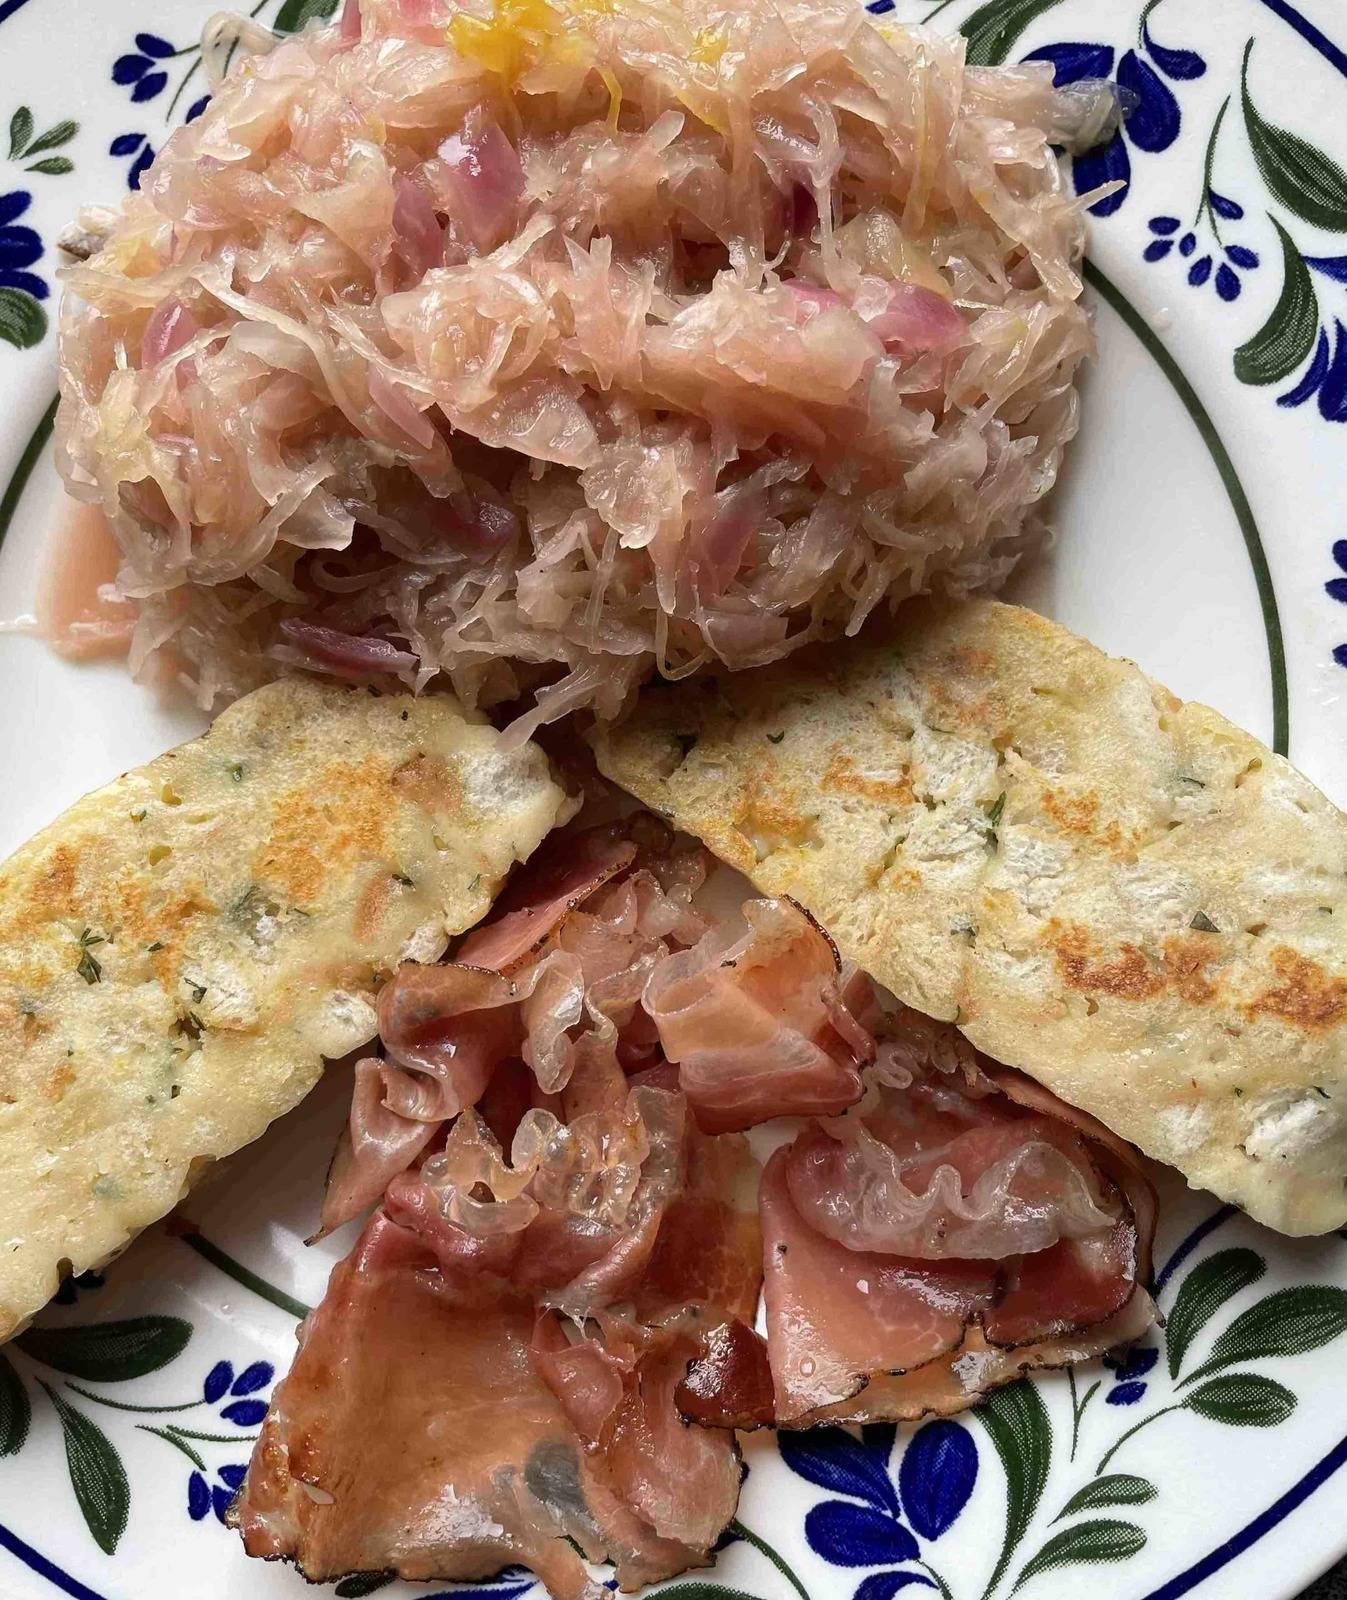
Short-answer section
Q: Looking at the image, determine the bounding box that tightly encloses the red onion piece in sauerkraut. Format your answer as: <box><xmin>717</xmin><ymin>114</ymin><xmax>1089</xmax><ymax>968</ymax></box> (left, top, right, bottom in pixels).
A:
<box><xmin>56</xmin><ymin>0</ymin><xmax>1103</xmax><ymax>728</ymax></box>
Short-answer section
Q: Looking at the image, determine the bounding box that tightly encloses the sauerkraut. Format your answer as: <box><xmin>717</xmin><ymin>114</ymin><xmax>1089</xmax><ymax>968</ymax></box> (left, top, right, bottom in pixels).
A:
<box><xmin>57</xmin><ymin>0</ymin><xmax>1104</xmax><ymax>731</ymax></box>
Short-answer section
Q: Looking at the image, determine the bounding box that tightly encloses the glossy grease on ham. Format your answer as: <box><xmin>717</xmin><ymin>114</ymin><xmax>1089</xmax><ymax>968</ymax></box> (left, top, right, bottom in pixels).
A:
<box><xmin>751</xmin><ymin>1024</ymin><xmax>1156</xmax><ymax>1425</ymax></box>
<box><xmin>234</xmin><ymin>1213</ymin><xmax>609</xmax><ymax>1600</ymax></box>
<box><xmin>671</xmin><ymin>1008</ymin><xmax>1155</xmax><ymax>1429</ymax></box>
<box><xmin>319</xmin><ymin>964</ymin><xmax>520</xmax><ymax>1234</ymax></box>
<box><xmin>754</xmin><ymin>1169</ymin><xmax>1152</xmax><ymax>1425</ymax></box>
<box><xmin>272</xmin><ymin>805</ymin><xmax>1162</xmax><ymax>1598</ymax></box>
<box><xmin>784</xmin><ymin>1077</ymin><xmax>1121</xmax><ymax>1259</ymax></box>
<box><xmin>455</xmin><ymin>825</ymin><xmax>639</xmax><ymax>974</ymax></box>
<box><xmin>317</xmin><ymin>1056</ymin><xmax>440</xmax><ymax>1237</ymax></box>
<box><xmin>324</xmin><ymin>819</ymin><xmax>714</xmax><ymax>1230</ymax></box>
<box><xmin>240</xmin><ymin>1061</ymin><xmax>763</xmax><ymax>1590</ymax></box>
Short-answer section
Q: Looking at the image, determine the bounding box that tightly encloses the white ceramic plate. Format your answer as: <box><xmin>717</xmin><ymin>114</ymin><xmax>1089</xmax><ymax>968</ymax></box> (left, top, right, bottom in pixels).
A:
<box><xmin>2</xmin><ymin>2</ymin><xmax>1347</xmax><ymax>1598</ymax></box>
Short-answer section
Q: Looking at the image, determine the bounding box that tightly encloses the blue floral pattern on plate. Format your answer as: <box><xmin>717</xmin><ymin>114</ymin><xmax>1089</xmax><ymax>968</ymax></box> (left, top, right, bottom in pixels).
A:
<box><xmin>1103</xmin><ymin>1342</ymin><xmax>1158</xmax><ymax>1406</ymax></box>
<box><xmin>1024</xmin><ymin>6</ymin><xmax>1200</xmax><ymax>219</ymax></box>
<box><xmin>0</xmin><ymin>104</ymin><xmax>78</xmax><ymax>348</ymax></box>
<box><xmin>1</xmin><ymin>2</ymin><xmax>1347</xmax><ymax>1591</ymax></box>
<box><xmin>112</xmin><ymin>33</ymin><xmax>175</xmax><ymax>105</ymax></box>
<box><xmin>785</xmin><ymin>1419</ymin><xmax>978</xmax><ymax>1597</ymax></box>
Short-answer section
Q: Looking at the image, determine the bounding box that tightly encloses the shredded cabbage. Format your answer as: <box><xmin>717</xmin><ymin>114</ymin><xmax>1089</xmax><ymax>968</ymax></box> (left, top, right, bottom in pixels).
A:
<box><xmin>56</xmin><ymin>0</ymin><xmax>1099</xmax><ymax>730</ymax></box>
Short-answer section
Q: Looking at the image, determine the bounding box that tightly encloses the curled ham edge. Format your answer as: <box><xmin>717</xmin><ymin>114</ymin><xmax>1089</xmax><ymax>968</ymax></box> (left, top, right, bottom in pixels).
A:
<box><xmin>317</xmin><ymin>828</ymin><xmax>640</xmax><ymax>1238</ymax></box>
<box><xmin>290</xmin><ymin>817</ymin><xmax>1159</xmax><ymax>1590</ymax></box>
<box><xmin>680</xmin><ymin>1068</ymin><xmax>1157</xmax><ymax>1430</ymax></box>
<box><xmin>642</xmin><ymin>895</ymin><xmax>872</xmax><ymax>1134</ymax></box>
<box><xmin>237</xmin><ymin>1049</ymin><xmax>761</xmax><ymax>1595</ymax></box>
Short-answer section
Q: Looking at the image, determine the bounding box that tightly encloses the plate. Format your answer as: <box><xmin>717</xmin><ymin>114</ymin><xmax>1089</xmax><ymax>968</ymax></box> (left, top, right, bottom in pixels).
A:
<box><xmin>1</xmin><ymin>1</ymin><xmax>1347</xmax><ymax>1597</ymax></box>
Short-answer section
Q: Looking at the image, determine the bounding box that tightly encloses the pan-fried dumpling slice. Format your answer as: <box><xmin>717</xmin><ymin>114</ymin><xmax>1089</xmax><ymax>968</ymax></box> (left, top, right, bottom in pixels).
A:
<box><xmin>595</xmin><ymin>598</ymin><xmax>1347</xmax><ymax>1236</ymax></box>
<box><xmin>0</xmin><ymin>678</ymin><xmax>568</xmax><ymax>1338</ymax></box>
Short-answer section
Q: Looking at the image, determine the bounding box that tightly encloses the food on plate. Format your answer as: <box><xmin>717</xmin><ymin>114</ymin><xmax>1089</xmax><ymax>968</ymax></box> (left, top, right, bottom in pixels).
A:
<box><xmin>234</xmin><ymin>812</ymin><xmax>1155</xmax><ymax>1592</ymax></box>
<box><xmin>595</xmin><ymin>596</ymin><xmax>1347</xmax><ymax>1236</ymax></box>
<box><xmin>0</xmin><ymin>678</ymin><xmax>567</xmax><ymax>1340</ymax></box>
<box><xmin>746</xmin><ymin>1047</ymin><xmax>1155</xmax><ymax>1427</ymax></box>
<box><xmin>55</xmin><ymin>0</ymin><xmax>1108</xmax><ymax>732</ymax></box>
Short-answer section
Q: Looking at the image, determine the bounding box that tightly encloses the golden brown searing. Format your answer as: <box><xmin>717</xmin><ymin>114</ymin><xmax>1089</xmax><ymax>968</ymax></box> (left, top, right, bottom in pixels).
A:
<box><xmin>596</xmin><ymin>596</ymin><xmax>1347</xmax><ymax>1235</ymax></box>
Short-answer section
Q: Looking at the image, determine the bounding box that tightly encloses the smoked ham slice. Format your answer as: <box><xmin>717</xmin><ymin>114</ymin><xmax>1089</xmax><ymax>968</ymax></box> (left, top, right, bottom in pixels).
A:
<box><xmin>644</xmin><ymin>897</ymin><xmax>872</xmax><ymax>1132</ymax></box>
<box><xmin>682</xmin><ymin>1033</ymin><xmax>1155</xmax><ymax>1428</ymax></box>
<box><xmin>235</xmin><ymin>1214</ymin><xmax>609</xmax><ymax>1600</ymax></box>
<box><xmin>236</xmin><ymin>1023</ymin><xmax>763</xmax><ymax>1591</ymax></box>
<box><xmin>241</xmin><ymin>806</ymin><xmax>1159</xmax><ymax>1596</ymax></box>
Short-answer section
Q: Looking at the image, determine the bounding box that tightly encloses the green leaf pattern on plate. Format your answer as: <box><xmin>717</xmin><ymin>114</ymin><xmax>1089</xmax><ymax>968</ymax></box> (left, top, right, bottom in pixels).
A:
<box><xmin>333</xmin><ymin>1577</ymin><xmax>396</xmax><ymax>1599</ymax></box>
<box><xmin>1232</xmin><ymin>218</ymin><xmax>1319</xmax><ymax>386</ymax></box>
<box><xmin>1011</xmin><ymin>1516</ymin><xmax>1139</xmax><ymax>1593</ymax></box>
<box><xmin>1182</xmin><ymin>1286</ymin><xmax>1347</xmax><ymax>1385</ymax></box>
<box><xmin>1241</xmin><ymin>41</ymin><xmax>1347</xmax><ymax>232</ymax></box>
<box><xmin>1054</xmin><ymin>1475</ymin><xmax>1157</xmax><ymax>1520</ymax></box>
<box><xmin>0</xmin><ymin>287</ymin><xmax>47</xmax><ymax>350</ymax></box>
<box><xmin>1013</xmin><ymin>1520</ymin><xmax>1147</xmax><ymax>1591</ymax></box>
<box><xmin>15</xmin><ymin>1315</ymin><xmax>193</xmax><ymax>1381</ymax></box>
<box><xmin>973</xmin><ymin>1380</ymin><xmax>1052</xmax><ymax>1599</ymax></box>
<box><xmin>22</xmin><ymin>118</ymin><xmax>77</xmax><ymax>158</ymax></box>
<box><xmin>6</xmin><ymin>105</ymin><xmax>32</xmax><ymax>160</ymax></box>
<box><xmin>273</xmin><ymin>0</ymin><xmax>339</xmax><ymax>31</ymax></box>
<box><xmin>959</xmin><ymin>0</ymin><xmax>1067</xmax><ymax>67</ymax></box>
<box><xmin>1185</xmin><ymin>1373</ymin><xmax>1297</xmax><ymax>1427</ymax></box>
<box><xmin>39</xmin><ymin>1381</ymin><xmax>131</xmax><ymax>1556</ymax></box>
<box><xmin>1164</xmin><ymin>1246</ymin><xmax>1265</xmax><ymax>1376</ymax></box>
<box><xmin>0</xmin><ymin>99</ymin><xmax>79</xmax><ymax>349</ymax></box>
<box><xmin>657</xmin><ymin>1587</ymin><xmax>770</xmax><ymax>1600</ymax></box>
<box><xmin>0</xmin><ymin>1351</ymin><xmax>31</xmax><ymax>1456</ymax></box>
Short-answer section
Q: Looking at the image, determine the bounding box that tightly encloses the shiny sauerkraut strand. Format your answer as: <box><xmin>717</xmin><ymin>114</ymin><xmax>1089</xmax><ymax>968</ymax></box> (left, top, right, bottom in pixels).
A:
<box><xmin>57</xmin><ymin>0</ymin><xmax>1098</xmax><ymax>729</ymax></box>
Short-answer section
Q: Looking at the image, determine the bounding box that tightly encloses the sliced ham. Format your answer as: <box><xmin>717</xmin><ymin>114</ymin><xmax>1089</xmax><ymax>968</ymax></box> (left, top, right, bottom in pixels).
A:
<box><xmin>676</xmin><ymin>1317</ymin><xmax>776</xmax><ymax>1430</ymax></box>
<box><xmin>985</xmin><ymin>1064</ymin><xmax>1158</xmax><ymax>1283</ymax></box>
<box><xmin>322</xmin><ymin>821</ymin><xmax>701</xmax><ymax>1233</ymax></box>
<box><xmin>644</xmin><ymin>897</ymin><xmax>871</xmax><ymax>1132</ymax></box>
<box><xmin>400</xmin><ymin>1065</ymin><xmax>759</xmax><ymax>1321</ymax></box>
<box><xmin>978</xmin><ymin>1065</ymin><xmax>1157</xmax><ymax>1346</ymax></box>
<box><xmin>233</xmin><ymin>1213</ymin><xmax>608</xmax><ymax>1600</ymax></box>
<box><xmin>751</xmin><ymin>1127</ymin><xmax>1153</xmax><ymax>1426</ymax></box>
<box><xmin>597</xmin><ymin>1326</ymin><xmax>742</xmax><ymax>1570</ymax></box>
<box><xmin>530</xmin><ymin>1119</ymin><xmax>761</xmax><ymax>1586</ymax></box>
<box><xmin>244</xmin><ymin>1035</ymin><xmax>762</xmax><ymax>1593</ymax></box>
<box><xmin>746</xmin><ymin>1022</ymin><xmax>1157</xmax><ymax>1425</ymax></box>
<box><xmin>317</xmin><ymin>1056</ymin><xmax>440</xmax><ymax>1237</ymax></box>
<box><xmin>320</xmin><ymin>965</ymin><xmax>518</xmax><ymax>1233</ymax></box>
<box><xmin>456</xmin><ymin>826</ymin><xmax>639</xmax><ymax>973</ymax></box>
<box><xmin>382</xmin><ymin>1167</ymin><xmax>524</xmax><ymax>1279</ymax></box>
<box><xmin>378</xmin><ymin>962</ymin><xmax>520</xmax><ymax>1117</ymax></box>
<box><xmin>633</xmin><ymin>1124</ymin><xmax>762</xmax><ymax>1324</ymax></box>
<box><xmin>761</xmin><ymin>1145</ymin><xmax>998</xmax><ymax>1422</ymax></box>
<box><xmin>284</xmin><ymin>802</ymin><xmax>1160</xmax><ymax>1599</ymax></box>
<box><xmin>782</xmin><ymin>1079</ymin><xmax>1121</xmax><ymax>1260</ymax></box>
<box><xmin>531</xmin><ymin>1311</ymin><xmax>741</xmax><ymax>1585</ymax></box>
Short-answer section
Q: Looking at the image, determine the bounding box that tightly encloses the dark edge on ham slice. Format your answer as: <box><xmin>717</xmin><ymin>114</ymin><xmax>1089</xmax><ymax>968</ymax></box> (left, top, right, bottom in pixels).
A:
<box><xmin>237</xmin><ymin>807</ymin><xmax>1161</xmax><ymax>1593</ymax></box>
<box><xmin>681</xmin><ymin>1061</ymin><xmax>1158</xmax><ymax>1430</ymax></box>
